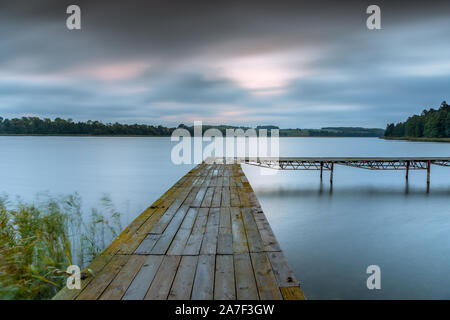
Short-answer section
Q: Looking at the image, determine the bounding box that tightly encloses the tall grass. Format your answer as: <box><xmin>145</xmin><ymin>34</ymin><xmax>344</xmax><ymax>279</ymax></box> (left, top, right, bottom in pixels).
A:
<box><xmin>0</xmin><ymin>193</ymin><xmax>122</xmax><ymax>300</ymax></box>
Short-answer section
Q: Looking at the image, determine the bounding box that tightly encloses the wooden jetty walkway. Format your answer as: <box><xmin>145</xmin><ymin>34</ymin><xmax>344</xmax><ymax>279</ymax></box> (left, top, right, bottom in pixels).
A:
<box><xmin>53</xmin><ymin>162</ymin><xmax>305</xmax><ymax>300</ymax></box>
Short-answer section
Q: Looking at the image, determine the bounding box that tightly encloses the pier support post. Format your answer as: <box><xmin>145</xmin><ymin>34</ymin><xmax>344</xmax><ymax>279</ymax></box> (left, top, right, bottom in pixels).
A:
<box><xmin>330</xmin><ymin>162</ymin><xmax>334</xmax><ymax>184</ymax></box>
<box><xmin>320</xmin><ymin>162</ymin><xmax>323</xmax><ymax>179</ymax></box>
<box><xmin>406</xmin><ymin>161</ymin><xmax>409</xmax><ymax>180</ymax></box>
<box><xmin>427</xmin><ymin>160</ymin><xmax>431</xmax><ymax>185</ymax></box>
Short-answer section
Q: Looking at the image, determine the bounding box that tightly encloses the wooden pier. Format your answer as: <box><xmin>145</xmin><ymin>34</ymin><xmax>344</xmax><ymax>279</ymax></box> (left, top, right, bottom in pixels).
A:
<box><xmin>53</xmin><ymin>163</ymin><xmax>305</xmax><ymax>300</ymax></box>
<box><xmin>242</xmin><ymin>157</ymin><xmax>450</xmax><ymax>185</ymax></box>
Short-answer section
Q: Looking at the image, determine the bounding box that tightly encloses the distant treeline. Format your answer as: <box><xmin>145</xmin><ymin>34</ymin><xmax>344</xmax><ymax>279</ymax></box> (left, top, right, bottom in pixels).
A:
<box><xmin>279</xmin><ymin>127</ymin><xmax>385</xmax><ymax>137</ymax></box>
<box><xmin>0</xmin><ymin>117</ymin><xmax>174</xmax><ymax>136</ymax></box>
<box><xmin>0</xmin><ymin>116</ymin><xmax>384</xmax><ymax>137</ymax></box>
<box><xmin>385</xmin><ymin>101</ymin><xmax>450</xmax><ymax>138</ymax></box>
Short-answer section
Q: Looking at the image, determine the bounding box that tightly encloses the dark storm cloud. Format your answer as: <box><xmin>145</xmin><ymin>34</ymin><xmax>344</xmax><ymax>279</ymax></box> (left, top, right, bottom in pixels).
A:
<box><xmin>1</xmin><ymin>0</ymin><xmax>450</xmax><ymax>127</ymax></box>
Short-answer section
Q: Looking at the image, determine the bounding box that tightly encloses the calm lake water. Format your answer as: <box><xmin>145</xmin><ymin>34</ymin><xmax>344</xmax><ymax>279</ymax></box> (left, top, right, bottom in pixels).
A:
<box><xmin>0</xmin><ymin>136</ymin><xmax>449</xmax><ymax>299</ymax></box>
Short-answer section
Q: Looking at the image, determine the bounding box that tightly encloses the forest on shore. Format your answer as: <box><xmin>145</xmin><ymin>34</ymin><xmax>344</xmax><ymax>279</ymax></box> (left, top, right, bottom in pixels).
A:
<box><xmin>0</xmin><ymin>116</ymin><xmax>384</xmax><ymax>137</ymax></box>
<box><xmin>385</xmin><ymin>101</ymin><xmax>450</xmax><ymax>138</ymax></box>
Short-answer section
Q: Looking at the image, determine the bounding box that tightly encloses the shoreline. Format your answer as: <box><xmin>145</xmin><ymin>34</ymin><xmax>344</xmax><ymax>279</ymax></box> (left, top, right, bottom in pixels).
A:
<box><xmin>0</xmin><ymin>134</ymin><xmax>382</xmax><ymax>138</ymax></box>
<box><xmin>380</xmin><ymin>136</ymin><xmax>450</xmax><ymax>143</ymax></box>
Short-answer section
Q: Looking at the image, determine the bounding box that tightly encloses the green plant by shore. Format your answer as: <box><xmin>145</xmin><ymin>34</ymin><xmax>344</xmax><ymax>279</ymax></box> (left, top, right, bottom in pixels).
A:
<box><xmin>0</xmin><ymin>193</ymin><xmax>122</xmax><ymax>300</ymax></box>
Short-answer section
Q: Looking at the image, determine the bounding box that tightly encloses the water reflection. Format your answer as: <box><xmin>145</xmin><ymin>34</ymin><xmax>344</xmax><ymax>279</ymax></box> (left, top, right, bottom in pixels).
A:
<box><xmin>254</xmin><ymin>185</ymin><xmax>450</xmax><ymax>198</ymax></box>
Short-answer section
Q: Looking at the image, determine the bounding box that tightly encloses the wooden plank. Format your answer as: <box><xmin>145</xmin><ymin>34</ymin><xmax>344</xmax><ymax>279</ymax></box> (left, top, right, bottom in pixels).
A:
<box><xmin>134</xmin><ymin>234</ymin><xmax>160</xmax><ymax>254</ymax></box>
<box><xmin>280</xmin><ymin>287</ymin><xmax>306</xmax><ymax>300</ymax></box>
<box><xmin>267</xmin><ymin>251</ymin><xmax>299</xmax><ymax>287</ymax></box>
<box><xmin>99</xmin><ymin>255</ymin><xmax>147</xmax><ymax>300</ymax></box>
<box><xmin>168</xmin><ymin>255</ymin><xmax>199</xmax><ymax>300</ymax></box>
<box><xmin>231</xmin><ymin>207</ymin><xmax>248</xmax><ymax>253</ymax></box>
<box><xmin>250</xmin><ymin>252</ymin><xmax>283</xmax><ymax>300</ymax></box>
<box><xmin>122</xmin><ymin>255</ymin><xmax>164</xmax><ymax>300</ymax></box>
<box><xmin>191</xmin><ymin>187</ymin><xmax>207</xmax><ymax>207</ymax></box>
<box><xmin>167</xmin><ymin>208</ymin><xmax>198</xmax><ymax>255</ymax></box>
<box><xmin>201</xmin><ymin>187</ymin><xmax>214</xmax><ymax>207</ymax></box>
<box><xmin>191</xmin><ymin>255</ymin><xmax>215</xmax><ymax>300</ymax></box>
<box><xmin>233</xmin><ymin>253</ymin><xmax>259</xmax><ymax>300</ymax></box>
<box><xmin>223</xmin><ymin>176</ymin><xmax>230</xmax><ymax>187</ymax></box>
<box><xmin>216</xmin><ymin>175</ymin><xmax>223</xmax><ymax>188</ymax></box>
<box><xmin>211</xmin><ymin>187</ymin><xmax>222</xmax><ymax>207</ymax></box>
<box><xmin>217</xmin><ymin>207</ymin><xmax>233</xmax><ymax>254</ymax></box>
<box><xmin>217</xmin><ymin>234</ymin><xmax>233</xmax><ymax>255</ymax></box>
<box><xmin>193</xmin><ymin>175</ymin><xmax>205</xmax><ymax>186</ymax></box>
<box><xmin>241</xmin><ymin>207</ymin><xmax>264</xmax><ymax>252</ymax></box>
<box><xmin>184</xmin><ymin>187</ymin><xmax>200</xmax><ymax>204</ymax></box>
<box><xmin>151</xmin><ymin>205</ymin><xmax>190</xmax><ymax>254</ymax></box>
<box><xmin>221</xmin><ymin>187</ymin><xmax>230</xmax><ymax>207</ymax></box>
<box><xmin>238</xmin><ymin>188</ymin><xmax>249</xmax><ymax>206</ymax></box>
<box><xmin>219</xmin><ymin>207</ymin><xmax>232</xmax><ymax>233</ymax></box>
<box><xmin>230</xmin><ymin>187</ymin><xmax>241</xmax><ymax>207</ymax></box>
<box><xmin>183</xmin><ymin>208</ymin><xmax>209</xmax><ymax>255</ymax></box>
<box><xmin>214</xmin><ymin>255</ymin><xmax>236</xmax><ymax>300</ymax></box>
<box><xmin>77</xmin><ymin>254</ymin><xmax>129</xmax><ymax>300</ymax></box>
<box><xmin>118</xmin><ymin>204</ymin><xmax>174</xmax><ymax>254</ymax></box>
<box><xmin>149</xmin><ymin>198</ymin><xmax>186</xmax><ymax>234</ymax></box>
<box><xmin>103</xmin><ymin>201</ymin><xmax>169</xmax><ymax>255</ymax></box>
<box><xmin>200</xmin><ymin>208</ymin><xmax>219</xmax><ymax>255</ymax></box>
<box><xmin>144</xmin><ymin>255</ymin><xmax>181</xmax><ymax>300</ymax></box>
<box><xmin>252</xmin><ymin>207</ymin><xmax>281</xmax><ymax>252</ymax></box>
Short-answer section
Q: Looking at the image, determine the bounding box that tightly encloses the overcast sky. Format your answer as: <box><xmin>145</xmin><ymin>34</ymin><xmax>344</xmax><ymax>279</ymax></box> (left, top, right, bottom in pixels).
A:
<box><xmin>1</xmin><ymin>0</ymin><xmax>449</xmax><ymax>128</ymax></box>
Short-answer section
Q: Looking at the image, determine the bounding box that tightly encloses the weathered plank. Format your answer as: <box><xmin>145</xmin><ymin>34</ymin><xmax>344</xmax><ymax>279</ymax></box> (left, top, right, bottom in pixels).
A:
<box><xmin>200</xmin><ymin>208</ymin><xmax>219</xmax><ymax>255</ymax></box>
<box><xmin>234</xmin><ymin>253</ymin><xmax>258</xmax><ymax>300</ymax></box>
<box><xmin>250</xmin><ymin>252</ymin><xmax>283</xmax><ymax>300</ymax></box>
<box><xmin>251</xmin><ymin>207</ymin><xmax>281</xmax><ymax>252</ymax></box>
<box><xmin>117</xmin><ymin>198</ymin><xmax>175</xmax><ymax>254</ymax></box>
<box><xmin>217</xmin><ymin>207</ymin><xmax>233</xmax><ymax>254</ymax></box>
<box><xmin>238</xmin><ymin>188</ymin><xmax>249</xmax><ymax>206</ymax></box>
<box><xmin>280</xmin><ymin>287</ymin><xmax>306</xmax><ymax>300</ymax></box>
<box><xmin>241</xmin><ymin>207</ymin><xmax>264</xmax><ymax>252</ymax></box>
<box><xmin>168</xmin><ymin>255</ymin><xmax>199</xmax><ymax>300</ymax></box>
<box><xmin>149</xmin><ymin>198</ymin><xmax>186</xmax><ymax>235</ymax></box>
<box><xmin>201</xmin><ymin>187</ymin><xmax>214</xmax><ymax>207</ymax></box>
<box><xmin>77</xmin><ymin>254</ymin><xmax>130</xmax><ymax>300</ymax></box>
<box><xmin>211</xmin><ymin>187</ymin><xmax>222</xmax><ymax>207</ymax></box>
<box><xmin>230</xmin><ymin>187</ymin><xmax>241</xmax><ymax>207</ymax></box>
<box><xmin>134</xmin><ymin>234</ymin><xmax>160</xmax><ymax>254</ymax></box>
<box><xmin>151</xmin><ymin>205</ymin><xmax>190</xmax><ymax>254</ymax></box>
<box><xmin>183</xmin><ymin>208</ymin><xmax>209</xmax><ymax>255</ymax></box>
<box><xmin>167</xmin><ymin>207</ymin><xmax>198</xmax><ymax>255</ymax></box>
<box><xmin>99</xmin><ymin>255</ymin><xmax>147</xmax><ymax>300</ymax></box>
<box><xmin>231</xmin><ymin>207</ymin><xmax>248</xmax><ymax>253</ymax></box>
<box><xmin>191</xmin><ymin>255</ymin><xmax>215</xmax><ymax>300</ymax></box>
<box><xmin>221</xmin><ymin>187</ymin><xmax>230</xmax><ymax>207</ymax></box>
<box><xmin>267</xmin><ymin>251</ymin><xmax>300</xmax><ymax>287</ymax></box>
<box><xmin>144</xmin><ymin>255</ymin><xmax>181</xmax><ymax>300</ymax></box>
<box><xmin>192</xmin><ymin>187</ymin><xmax>207</xmax><ymax>207</ymax></box>
<box><xmin>214</xmin><ymin>255</ymin><xmax>236</xmax><ymax>300</ymax></box>
<box><xmin>122</xmin><ymin>255</ymin><xmax>164</xmax><ymax>300</ymax></box>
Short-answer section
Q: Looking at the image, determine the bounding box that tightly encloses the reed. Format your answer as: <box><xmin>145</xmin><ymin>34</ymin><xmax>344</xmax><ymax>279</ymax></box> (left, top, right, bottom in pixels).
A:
<box><xmin>0</xmin><ymin>193</ymin><xmax>122</xmax><ymax>300</ymax></box>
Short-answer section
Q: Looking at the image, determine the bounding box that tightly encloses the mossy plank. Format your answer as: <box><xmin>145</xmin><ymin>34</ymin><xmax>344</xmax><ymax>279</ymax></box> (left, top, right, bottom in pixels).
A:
<box><xmin>280</xmin><ymin>287</ymin><xmax>306</xmax><ymax>300</ymax></box>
